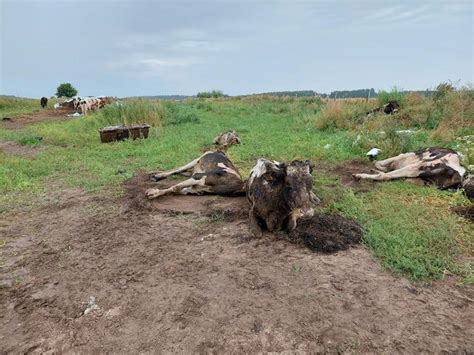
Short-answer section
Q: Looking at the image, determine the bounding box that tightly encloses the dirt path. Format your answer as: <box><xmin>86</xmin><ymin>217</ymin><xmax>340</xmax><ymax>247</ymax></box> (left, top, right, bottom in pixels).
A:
<box><xmin>1</xmin><ymin>108</ymin><xmax>75</xmax><ymax>129</ymax></box>
<box><xmin>1</xmin><ymin>178</ymin><xmax>473</xmax><ymax>353</ymax></box>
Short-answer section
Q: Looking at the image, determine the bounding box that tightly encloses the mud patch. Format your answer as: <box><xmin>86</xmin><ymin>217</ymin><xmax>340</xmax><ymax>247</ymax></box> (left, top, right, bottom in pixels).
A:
<box><xmin>452</xmin><ymin>205</ymin><xmax>474</xmax><ymax>222</ymax></box>
<box><xmin>0</xmin><ymin>108</ymin><xmax>76</xmax><ymax>129</ymax></box>
<box><xmin>0</xmin><ymin>141</ymin><xmax>42</xmax><ymax>158</ymax></box>
<box><xmin>288</xmin><ymin>214</ymin><xmax>363</xmax><ymax>253</ymax></box>
<box><xmin>122</xmin><ymin>171</ymin><xmax>249</xmax><ymax>220</ymax></box>
<box><xmin>2</xmin><ymin>184</ymin><xmax>474</xmax><ymax>352</ymax></box>
<box><xmin>323</xmin><ymin>159</ymin><xmax>377</xmax><ymax>192</ymax></box>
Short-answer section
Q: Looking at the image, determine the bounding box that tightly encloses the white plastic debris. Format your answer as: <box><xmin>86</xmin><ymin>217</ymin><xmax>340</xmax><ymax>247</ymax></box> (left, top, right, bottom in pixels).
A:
<box><xmin>366</xmin><ymin>148</ymin><xmax>381</xmax><ymax>158</ymax></box>
<box><xmin>54</xmin><ymin>103</ymin><xmax>61</xmax><ymax>109</ymax></box>
<box><xmin>83</xmin><ymin>296</ymin><xmax>99</xmax><ymax>315</ymax></box>
<box><xmin>66</xmin><ymin>112</ymin><xmax>83</xmax><ymax>117</ymax></box>
<box><xmin>324</xmin><ymin>144</ymin><xmax>331</xmax><ymax>149</ymax></box>
<box><xmin>395</xmin><ymin>129</ymin><xmax>415</xmax><ymax>135</ymax></box>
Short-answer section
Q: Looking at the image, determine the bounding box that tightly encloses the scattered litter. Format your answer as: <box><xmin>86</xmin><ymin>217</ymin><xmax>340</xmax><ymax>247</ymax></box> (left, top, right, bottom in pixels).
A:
<box><xmin>201</xmin><ymin>234</ymin><xmax>216</xmax><ymax>241</ymax></box>
<box><xmin>352</xmin><ymin>134</ymin><xmax>361</xmax><ymax>146</ymax></box>
<box><xmin>83</xmin><ymin>296</ymin><xmax>100</xmax><ymax>315</ymax></box>
<box><xmin>366</xmin><ymin>148</ymin><xmax>381</xmax><ymax>161</ymax></box>
<box><xmin>323</xmin><ymin>144</ymin><xmax>331</xmax><ymax>149</ymax></box>
<box><xmin>66</xmin><ymin>112</ymin><xmax>83</xmax><ymax>117</ymax></box>
<box><xmin>54</xmin><ymin>103</ymin><xmax>61</xmax><ymax>109</ymax></box>
<box><xmin>396</xmin><ymin>129</ymin><xmax>416</xmax><ymax>135</ymax></box>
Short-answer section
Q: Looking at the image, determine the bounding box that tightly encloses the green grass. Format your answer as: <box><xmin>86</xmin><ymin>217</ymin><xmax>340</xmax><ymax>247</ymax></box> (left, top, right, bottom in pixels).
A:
<box><xmin>0</xmin><ymin>96</ymin><xmax>472</xmax><ymax>282</ymax></box>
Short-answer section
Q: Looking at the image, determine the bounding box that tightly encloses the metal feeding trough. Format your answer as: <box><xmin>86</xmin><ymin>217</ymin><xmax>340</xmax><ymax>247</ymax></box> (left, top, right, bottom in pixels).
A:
<box><xmin>99</xmin><ymin>124</ymin><xmax>150</xmax><ymax>143</ymax></box>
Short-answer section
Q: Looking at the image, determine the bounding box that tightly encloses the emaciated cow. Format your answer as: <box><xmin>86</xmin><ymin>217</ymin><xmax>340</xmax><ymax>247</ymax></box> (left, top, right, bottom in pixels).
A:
<box><xmin>246</xmin><ymin>159</ymin><xmax>320</xmax><ymax>236</ymax></box>
<box><xmin>213</xmin><ymin>130</ymin><xmax>241</xmax><ymax>147</ymax></box>
<box><xmin>40</xmin><ymin>97</ymin><xmax>48</xmax><ymax>108</ymax></box>
<box><xmin>146</xmin><ymin>151</ymin><xmax>245</xmax><ymax>199</ymax></box>
<box><xmin>353</xmin><ymin>147</ymin><xmax>474</xmax><ymax>199</ymax></box>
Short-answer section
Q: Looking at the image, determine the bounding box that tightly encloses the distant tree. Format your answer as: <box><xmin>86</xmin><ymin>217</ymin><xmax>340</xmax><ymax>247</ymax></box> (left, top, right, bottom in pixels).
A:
<box><xmin>55</xmin><ymin>83</ymin><xmax>78</xmax><ymax>98</ymax></box>
<box><xmin>197</xmin><ymin>90</ymin><xmax>226</xmax><ymax>98</ymax></box>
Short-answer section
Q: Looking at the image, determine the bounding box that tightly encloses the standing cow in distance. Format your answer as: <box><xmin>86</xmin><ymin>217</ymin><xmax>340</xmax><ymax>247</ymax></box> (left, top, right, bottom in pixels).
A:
<box><xmin>40</xmin><ymin>97</ymin><xmax>48</xmax><ymax>108</ymax></box>
<box><xmin>353</xmin><ymin>147</ymin><xmax>474</xmax><ymax>199</ymax></box>
<box><xmin>146</xmin><ymin>151</ymin><xmax>246</xmax><ymax>199</ymax></box>
<box><xmin>246</xmin><ymin>159</ymin><xmax>320</xmax><ymax>236</ymax></box>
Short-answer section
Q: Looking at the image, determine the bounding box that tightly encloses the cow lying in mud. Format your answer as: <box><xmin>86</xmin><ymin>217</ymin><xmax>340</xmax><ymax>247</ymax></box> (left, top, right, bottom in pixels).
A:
<box><xmin>213</xmin><ymin>130</ymin><xmax>241</xmax><ymax>147</ymax></box>
<box><xmin>353</xmin><ymin>147</ymin><xmax>474</xmax><ymax>199</ymax></box>
<box><xmin>146</xmin><ymin>151</ymin><xmax>245</xmax><ymax>199</ymax></box>
<box><xmin>246</xmin><ymin>159</ymin><xmax>321</xmax><ymax>236</ymax></box>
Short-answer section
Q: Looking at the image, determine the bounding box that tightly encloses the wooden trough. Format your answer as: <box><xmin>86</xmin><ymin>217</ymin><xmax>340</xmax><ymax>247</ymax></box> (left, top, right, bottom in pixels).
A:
<box><xmin>99</xmin><ymin>124</ymin><xmax>150</xmax><ymax>143</ymax></box>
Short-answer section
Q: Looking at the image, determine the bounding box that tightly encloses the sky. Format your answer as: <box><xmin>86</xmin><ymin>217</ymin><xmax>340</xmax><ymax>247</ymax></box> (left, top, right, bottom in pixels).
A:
<box><xmin>1</xmin><ymin>0</ymin><xmax>473</xmax><ymax>98</ymax></box>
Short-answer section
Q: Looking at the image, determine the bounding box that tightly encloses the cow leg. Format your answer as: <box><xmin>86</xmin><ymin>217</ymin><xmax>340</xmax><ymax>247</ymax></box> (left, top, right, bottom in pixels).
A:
<box><xmin>146</xmin><ymin>176</ymin><xmax>206</xmax><ymax>199</ymax></box>
<box><xmin>374</xmin><ymin>152</ymin><xmax>417</xmax><ymax>172</ymax></box>
<box><xmin>354</xmin><ymin>163</ymin><xmax>422</xmax><ymax>181</ymax></box>
<box><xmin>248</xmin><ymin>207</ymin><xmax>263</xmax><ymax>237</ymax></box>
<box><xmin>150</xmin><ymin>152</ymin><xmax>213</xmax><ymax>181</ymax></box>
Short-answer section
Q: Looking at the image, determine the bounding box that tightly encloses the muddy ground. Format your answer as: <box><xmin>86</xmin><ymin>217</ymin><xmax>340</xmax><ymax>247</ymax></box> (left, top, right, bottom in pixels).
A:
<box><xmin>1</xmin><ymin>108</ymin><xmax>76</xmax><ymax>129</ymax></box>
<box><xmin>1</xmin><ymin>173</ymin><xmax>473</xmax><ymax>353</ymax></box>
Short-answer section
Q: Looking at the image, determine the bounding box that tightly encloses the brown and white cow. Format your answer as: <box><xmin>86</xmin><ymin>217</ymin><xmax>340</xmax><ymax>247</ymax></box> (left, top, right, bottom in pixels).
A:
<box><xmin>353</xmin><ymin>147</ymin><xmax>473</xmax><ymax>199</ymax></box>
<box><xmin>246</xmin><ymin>159</ymin><xmax>320</xmax><ymax>236</ymax></box>
<box><xmin>213</xmin><ymin>130</ymin><xmax>241</xmax><ymax>147</ymax></box>
<box><xmin>146</xmin><ymin>151</ymin><xmax>246</xmax><ymax>199</ymax></box>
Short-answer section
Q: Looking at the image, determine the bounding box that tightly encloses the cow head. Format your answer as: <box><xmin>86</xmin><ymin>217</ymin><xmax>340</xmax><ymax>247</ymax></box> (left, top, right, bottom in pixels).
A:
<box><xmin>213</xmin><ymin>130</ymin><xmax>241</xmax><ymax>146</ymax></box>
<box><xmin>462</xmin><ymin>175</ymin><xmax>474</xmax><ymax>200</ymax></box>
<box><xmin>283</xmin><ymin>160</ymin><xmax>318</xmax><ymax>230</ymax></box>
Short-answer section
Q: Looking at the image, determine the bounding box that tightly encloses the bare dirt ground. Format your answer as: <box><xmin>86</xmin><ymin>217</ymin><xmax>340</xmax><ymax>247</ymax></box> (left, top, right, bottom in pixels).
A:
<box><xmin>0</xmin><ymin>141</ymin><xmax>43</xmax><ymax>158</ymax></box>
<box><xmin>1</xmin><ymin>173</ymin><xmax>473</xmax><ymax>353</ymax></box>
<box><xmin>1</xmin><ymin>108</ymin><xmax>75</xmax><ymax>129</ymax></box>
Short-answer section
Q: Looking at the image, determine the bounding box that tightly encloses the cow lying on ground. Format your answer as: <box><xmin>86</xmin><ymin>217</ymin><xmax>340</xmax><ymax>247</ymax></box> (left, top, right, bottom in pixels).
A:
<box><xmin>40</xmin><ymin>97</ymin><xmax>48</xmax><ymax>108</ymax></box>
<box><xmin>246</xmin><ymin>159</ymin><xmax>320</xmax><ymax>236</ymax></box>
<box><xmin>367</xmin><ymin>100</ymin><xmax>400</xmax><ymax>115</ymax></box>
<box><xmin>146</xmin><ymin>151</ymin><xmax>245</xmax><ymax>199</ymax></box>
<box><xmin>353</xmin><ymin>147</ymin><xmax>474</xmax><ymax>199</ymax></box>
<box><xmin>213</xmin><ymin>130</ymin><xmax>241</xmax><ymax>147</ymax></box>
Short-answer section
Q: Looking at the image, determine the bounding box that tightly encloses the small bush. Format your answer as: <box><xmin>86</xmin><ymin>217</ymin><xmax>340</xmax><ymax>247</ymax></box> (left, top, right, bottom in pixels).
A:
<box><xmin>95</xmin><ymin>100</ymin><xmax>166</xmax><ymax>127</ymax></box>
<box><xmin>377</xmin><ymin>87</ymin><xmax>406</xmax><ymax>106</ymax></box>
<box><xmin>17</xmin><ymin>135</ymin><xmax>43</xmax><ymax>145</ymax></box>
<box><xmin>312</xmin><ymin>99</ymin><xmax>375</xmax><ymax>130</ymax></box>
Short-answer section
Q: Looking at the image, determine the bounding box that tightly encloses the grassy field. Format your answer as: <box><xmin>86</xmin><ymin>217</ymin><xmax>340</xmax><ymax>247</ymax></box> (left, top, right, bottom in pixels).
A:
<box><xmin>0</xmin><ymin>91</ymin><xmax>473</xmax><ymax>282</ymax></box>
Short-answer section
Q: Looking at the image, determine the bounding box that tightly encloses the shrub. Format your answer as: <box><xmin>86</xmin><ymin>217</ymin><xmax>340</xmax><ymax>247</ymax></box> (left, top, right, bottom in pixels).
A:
<box><xmin>95</xmin><ymin>100</ymin><xmax>166</xmax><ymax>127</ymax></box>
<box><xmin>197</xmin><ymin>90</ymin><xmax>226</xmax><ymax>98</ymax></box>
<box><xmin>55</xmin><ymin>83</ymin><xmax>78</xmax><ymax>98</ymax></box>
<box><xmin>377</xmin><ymin>87</ymin><xmax>406</xmax><ymax>106</ymax></box>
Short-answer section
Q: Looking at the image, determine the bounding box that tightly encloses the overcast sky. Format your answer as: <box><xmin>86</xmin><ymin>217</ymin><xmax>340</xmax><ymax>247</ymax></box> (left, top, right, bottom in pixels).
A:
<box><xmin>1</xmin><ymin>0</ymin><xmax>473</xmax><ymax>98</ymax></box>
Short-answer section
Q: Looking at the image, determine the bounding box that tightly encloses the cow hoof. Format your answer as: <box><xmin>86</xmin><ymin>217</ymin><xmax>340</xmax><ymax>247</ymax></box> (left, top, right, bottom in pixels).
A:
<box><xmin>146</xmin><ymin>188</ymin><xmax>162</xmax><ymax>199</ymax></box>
<box><xmin>150</xmin><ymin>173</ymin><xmax>166</xmax><ymax>182</ymax></box>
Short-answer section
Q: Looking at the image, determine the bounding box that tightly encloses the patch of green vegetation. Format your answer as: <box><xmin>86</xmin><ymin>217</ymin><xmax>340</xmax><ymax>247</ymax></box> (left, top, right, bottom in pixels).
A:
<box><xmin>17</xmin><ymin>135</ymin><xmax>43</xmax><ymax>145</ymax></box>
<box><xmin>0</xmin><ymin>95</ymin><xmax>472</xmax><ymax>282</ymax></box>
<box><xmin>329</xmin><ymin>182</ymin><xmax>472</xmax><ymax>281</ymax></box>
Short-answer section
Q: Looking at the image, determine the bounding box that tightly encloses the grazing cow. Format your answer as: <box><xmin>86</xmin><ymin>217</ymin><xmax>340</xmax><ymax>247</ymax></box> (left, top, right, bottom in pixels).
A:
<box><xmin>353</xmin><ymin>147</ymin><xmax>474</xmax><ymax>198</ymax></box>
<box><xmin>146</xmin><ymin>151</ymin><xmax>246</xmax><ymax>199</ymax></box>
<box><xmin>367</xmin><ymin>100</ymin><xmax>400</xmax><ymax>115</ymax></box>
<box><xmin>40</xmin><ymin>97</ymin><xmax>48</xmax><ymax>108</ymax></box>
<box><xmin>246</xmin><ymin>159</ymin><xmax>320</xmax><ymax>236</ymax></box>
<box><xmin>213</xmin><ymin>130</ymin><xmax>241</xmax><ymax>147</ymax></box>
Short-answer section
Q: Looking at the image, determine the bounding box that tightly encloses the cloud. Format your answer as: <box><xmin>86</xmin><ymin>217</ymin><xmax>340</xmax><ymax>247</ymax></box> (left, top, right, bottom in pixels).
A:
<box><xmin>107</xmin><ymin>55</ymin><xmax>200</xmax><ymax>77</ymax></box>
<box><xmin>115</xmin><ymin>28</ymin><xmax>233</xmax><ymax>53</ymax></box>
